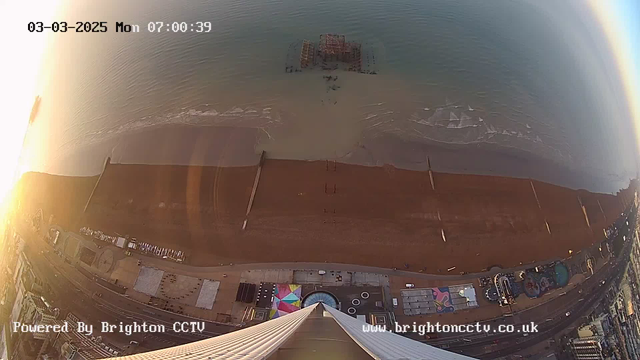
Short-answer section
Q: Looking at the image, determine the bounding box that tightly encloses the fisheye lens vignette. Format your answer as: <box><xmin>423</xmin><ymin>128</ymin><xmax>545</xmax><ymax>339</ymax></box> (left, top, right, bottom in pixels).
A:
<box><xmin>0</xmin><ymin>0</ymin><xmax>639</xmax><ymax>359</ymax></box>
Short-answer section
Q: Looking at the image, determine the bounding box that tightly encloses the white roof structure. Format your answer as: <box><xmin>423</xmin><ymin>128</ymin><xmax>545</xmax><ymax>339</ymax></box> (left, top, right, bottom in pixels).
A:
<box><xmin>324</xmin><ymin>304</ymin><xmax>474</xmax><ymax>360</ymax></box>
<box><xmin>111</xmin><ymin>304</ymin><xmax>317</xmax><ymax>360</ymax></box>
<box><xmin>133</xmin><ymin>267</ymin><xmax>164</xmax><ymax>296</ymax></box>
<box><xmin>115</xmin><ymin>237</ymin><xmax>126</xmax><ymax>248</ymax></box>
<box><xmin>195</xmin><ymin>279</ymin><xmax>220</xmax><ymax>310</ymax></box>
<box><xmin>462</xmin><ymin>287</ymin><xmax>478</xmax><ymax>307</ymax></box>
<box><xmin>109</xmin><ymin>303</ymin><xmax>475</xmax><ymax>360</ymax></box>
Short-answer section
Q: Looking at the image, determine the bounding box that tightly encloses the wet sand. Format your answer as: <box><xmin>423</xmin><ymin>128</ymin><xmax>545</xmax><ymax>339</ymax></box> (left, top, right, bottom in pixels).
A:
<box><xmin>47</xmin><ymin>122</ymin><xmax>624</xmax><ymax>194</ymax></box>
<box><xmin>15</xmin><ymin>160</ymin><xmax>636</xmax><ymax>273</ymax></box>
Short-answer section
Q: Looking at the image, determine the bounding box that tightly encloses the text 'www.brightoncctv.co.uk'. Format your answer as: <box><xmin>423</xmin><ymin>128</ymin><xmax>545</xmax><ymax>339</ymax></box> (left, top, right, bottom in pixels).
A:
<box><xmin>362</xmin><ymin>322</ymin><xmax>539</xmax><ymax>336</ymax></box>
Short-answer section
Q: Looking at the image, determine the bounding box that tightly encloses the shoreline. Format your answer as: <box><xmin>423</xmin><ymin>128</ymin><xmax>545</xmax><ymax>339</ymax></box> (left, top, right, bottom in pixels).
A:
<box><xmin>42</xmin><ymin>123</ymin><xmax>629</xmax><ymax>193</ymax></box>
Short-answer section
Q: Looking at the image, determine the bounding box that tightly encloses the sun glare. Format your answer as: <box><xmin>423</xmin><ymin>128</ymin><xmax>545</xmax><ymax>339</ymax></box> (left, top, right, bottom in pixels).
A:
<box><xmin>588</xmin><ymin>1</ymin><xmax>640</xmax><ymax>162</ymax></box>
<box><xmin>0</xmin><ymin>0</ymin><xmax>61</xmax><ymax>210</ymax></box>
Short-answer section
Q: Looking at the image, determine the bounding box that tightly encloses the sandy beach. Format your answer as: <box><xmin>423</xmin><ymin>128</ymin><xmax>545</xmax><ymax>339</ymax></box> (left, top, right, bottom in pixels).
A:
<box><xmin>15</xmin><ymin>160</ymin><xmax>635</xmax><ymax>273</ymax></box>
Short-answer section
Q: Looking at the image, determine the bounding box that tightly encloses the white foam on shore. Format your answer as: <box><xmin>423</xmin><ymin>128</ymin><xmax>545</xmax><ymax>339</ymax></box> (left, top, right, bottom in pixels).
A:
<box><xmin>72</xmin><ymin>105</ymin><xmax>281</xmax><ymax>150</ymax></box>
<box><xmin>363</xmin><ymin>104</ymin><xmax>568</xmax><ymax>165</ymax></box>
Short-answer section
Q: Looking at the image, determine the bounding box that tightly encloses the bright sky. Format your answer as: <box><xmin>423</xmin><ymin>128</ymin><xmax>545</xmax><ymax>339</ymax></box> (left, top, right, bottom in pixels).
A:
<box><xmin>588</xmin><ymin>0</ymin><xmax>640</xmax><ymax>163</ymax></box>
<box><xmin>0</xmin><ymin>0</ymin><xmax>60</xmax><ymax>207</ymax></box>
<box><xmin>0</xmin><ymin>0</ymin><xmax>637</xmax><ymax>210</ymax></box>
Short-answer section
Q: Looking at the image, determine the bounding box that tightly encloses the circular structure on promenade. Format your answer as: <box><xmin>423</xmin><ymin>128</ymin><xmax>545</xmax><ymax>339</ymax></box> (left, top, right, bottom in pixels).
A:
<box><xmin>302</xmin><ymin>291</ymin><xmax>338</xmax><ymax>309</ymax></box>
<box><xmin>96</xmin><ymin>249</ymin><xmax>114</xmax><ymax>272</ymax></box>
<box><xmin>159</xmin><ymin>274</ymin><xmax>202</xmax><ymax>301</ymax></box>
<box><xmin>361</xmin><ymin>291</ymin><xmax>370</xmax><ymax>299</ymax></box>
<box><xmin>351</xmin><ymin>298</ymin><xmax>361</xmax><ymax>306</ymax></box>
<box><xmin>484</xmin><ymin>285</ymin><xmax>499</xmax><ymax>302</ymax></box>
<box><xmin>539</xmin><ymin>276</ymin><xmax>551</xmax><ymax>292</ymax></box>
<box><xmin>523</xmin><ymin>274</ymin><xmax>541</xmax><ymax>298</ymax></box>
<box><xmin>347</xmin><ymin>307</ymin><xmax>357</xmax><ymax>315</ymax></box>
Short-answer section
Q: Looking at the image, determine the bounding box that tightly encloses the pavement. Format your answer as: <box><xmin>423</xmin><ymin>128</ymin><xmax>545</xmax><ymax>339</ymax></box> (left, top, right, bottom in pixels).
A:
<box><xmin>50</xmin><ymin>221</ymin><xmax>593</xmax><ymax>328</ymax></box>
<box><xmin>430</xmin><ymin>209</ymin><xmax>637</xmax><ymax>358</ymax></box>
<box><xmin>19</xmin><ymin>225</ymin><xmax>239</xmax><ymax>354</ymax></box>
<box><xmin>13</xmin><ymin>202</ymin><xmax>636</xmax><ymax>358</ymax></box>
<box><xmin>125</xmin><ymin>255</ymin><xmax>566</xmax><ymax>282</ymax></box>
<box><xmin>66</xmin><ymin>230</ymin><xmax>595</xmax><ymax>329</ymax></box>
